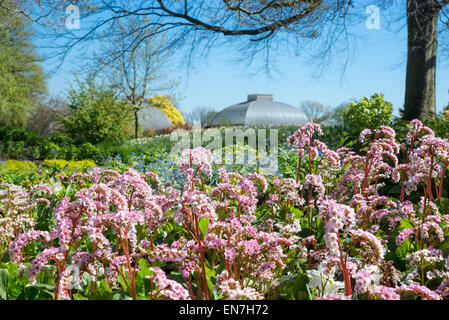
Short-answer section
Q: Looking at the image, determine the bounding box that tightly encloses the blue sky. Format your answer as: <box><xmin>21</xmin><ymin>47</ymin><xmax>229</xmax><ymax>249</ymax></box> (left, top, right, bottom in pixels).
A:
<box><xmin>42</xmin><ymin>5</ymin><xmax>449</xmax><ymax>117</ymax></box>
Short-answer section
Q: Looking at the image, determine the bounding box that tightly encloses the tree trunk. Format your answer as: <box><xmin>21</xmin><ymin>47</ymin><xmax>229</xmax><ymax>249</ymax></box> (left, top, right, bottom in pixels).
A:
<box><xmin>134</xmin><ymin>109</ymin><xmax>139</xmax><ymax>139</ymax></box>
<box><xmin>403</xmin><ymin>0</ymin><xmax>439</xmax><ymax>120</ymax></box>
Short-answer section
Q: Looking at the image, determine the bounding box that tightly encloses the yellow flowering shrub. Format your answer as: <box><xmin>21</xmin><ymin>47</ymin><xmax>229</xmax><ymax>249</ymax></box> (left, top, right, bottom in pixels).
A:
<box><xmin>443</xmin><ymin>109</ymin><xmax>449</xmax><ymax>120</ymax></box>
<box><xmin>147</xmin><ymin>95</ymin><xmax>185</xmax><ymax>126</ymax></box>
<box><xmin>41</xmin><ymin>159</ymin><xmax>96</xmax><ymax>170</ymax></box>
<box><xmin>0</xmin><ymin>160</ymin><xmax>37</xmax><ymax>171</ymax></box>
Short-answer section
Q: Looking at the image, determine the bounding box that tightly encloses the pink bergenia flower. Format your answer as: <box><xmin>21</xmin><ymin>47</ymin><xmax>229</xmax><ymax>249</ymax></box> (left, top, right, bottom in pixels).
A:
<box><xmin>396</xmin><ymin>228</ymin><xmax>415</xmax><ymax>246</ymax></box>
<box><xmin>354</xmin><ymin>270</ymin><xmax>372</xmax><ymax>294</ymax></box>
<box><xmin>304</xmin><ymin>174</ymin><xmax>325</xmax><ymax>197</ymax></box>
<box><xmin>318</xmin><ymin>198</ymin><xmax>355</xmax><ymax>256</ymax></box>
<box><xmin>359</xmin><ymin>129</ymin><xmax>373</xmax><ymax>143</ymax></box>
<box><xmin>395</xmin><ymin>284</ymin><xmax>441</xmax><ymax>300</ymax></box>
<box><xmin>179</xmin><ymin>147</ymin><xmax>213</xmax><ymax>176</ymax></box>
<box><xmin>314</xmin><ymin>293</ymin><xmax>352</xmax><ymax>300</ymax></box>
<box><xmin>406</xmin><ymin>119</ymin><xmax>434</xmax><ymax>145</ymax></box>
<box><xmin>349</xmin><ymin>229</ymin><xmax>385</xmax><ymax>264</ymax></box>
<box><xmin>146</xmin><ymin>266</ymin><xmax>190</xmax><ymax>300</ymax></box>
<box><xmin>286</xmin><ymin>122</ymin><xmax>323</xmax><ymax>158</ymax></box>
<box><xmin>367</xmin><ymin>285</ymin><xmax>400</xmax><ymax>300</ymax></box>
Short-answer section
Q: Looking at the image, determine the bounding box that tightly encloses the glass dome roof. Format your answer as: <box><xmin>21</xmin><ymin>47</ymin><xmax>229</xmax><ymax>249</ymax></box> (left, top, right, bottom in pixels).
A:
<box><xmin>211</xmin><ymin>94</ymin><xmax>308</xmax><ymax>127</ymax></box>
<box><xmin>139</xmin><ymin>107</ymin><xmax>172</xmax><ymax>131</ymax></box>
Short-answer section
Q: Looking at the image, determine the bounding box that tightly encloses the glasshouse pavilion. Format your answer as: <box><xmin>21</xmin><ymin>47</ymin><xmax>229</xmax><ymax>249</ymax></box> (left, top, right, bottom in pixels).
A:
<box><xmin>211</xmin><ymin>94</ymin><xmax>308</xmax><ymax>127</ymax></box>
<box><xmin>139</xmin><ymin>106</ymin><xmax>172</xmax><ymax>131</ymax></box>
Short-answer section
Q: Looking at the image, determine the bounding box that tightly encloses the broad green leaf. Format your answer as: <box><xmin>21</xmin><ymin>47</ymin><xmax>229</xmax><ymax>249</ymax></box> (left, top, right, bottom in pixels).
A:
<box><xmin>167</xmin><ymin>271</ymin><xmax>185</xmax><ymax>284</ymax></box>
<box><xmin>26</xmin><ymin>283</ymin><xmax>55</xmax><ymax>299</ymax></box>
<box><xmin>90</xmin><ymin>281</ymin><xmax>114</xmax><ymax>300</ymax></box>
<box><xmin>0</xmin><ymin>268</ymin><xmax>10</xmax><ymax>300</ymax></box>
<box><xmin>72</xmin><ymin>293</ymin><xmax>88</xmax><ymax>300</ymax></box>
<box><xmin>204</xmin><ymin>265</ymin><xmax>215</xmax><ymax>278</ymax></box>
<box><xmin>400</xmin><ymin>219</ymin><xmax>414</xmax><ymax>230</ymax></box>
<box><xmin>387</xmin><ymin>184</ymin><xmax>402</xmax><ymax>194</ymax></box>
<box><xmin>198</xmin><ymin>217</ymin><xmax>210</xmax><ymax>237</ymax></box>
<box><xmin>206</xmin><ymin>276</ymin><xmax>214</xmax><ymax>300</ymax></box>
<box><xmin>271</xmin><ymin>273</ymin><xmax>310</xmax><ymax>300</ymax></box>
<box><xmin>138</xmin><ymin>258</ymin><xmax>151</xmax><ymax>277</ymax></box>
<box><xmin>291</xmin><ymin>207</ymin><xmax>303</xmax><ymax>219</ymax></box>
<box><xmin>112</xmin><ymin>292</ymin><xmax>132</xmax><ymax>300</ymax></box>
<box><xmin>437</xmin><ymin>240</ymin><xmax>449</xmax><ymax>251</ymax></box>
<box><xmin>91</xmin><ymin>287</ymin><xmax>115</xmax><ymax>300</ymax></box>
<box><xmin>26</xmin><ymin>283</ymin><xmax>54</xmax><ymax>290</ymax></box>
<box><xmin>6</xmin><ymin>277</ymin><xmax>24</xmax><ymax>300</ymax></box>
<box><xmin>395</xmin><ymin>238</ymin><xmax>411</xmax><ymax>259</ymax></box>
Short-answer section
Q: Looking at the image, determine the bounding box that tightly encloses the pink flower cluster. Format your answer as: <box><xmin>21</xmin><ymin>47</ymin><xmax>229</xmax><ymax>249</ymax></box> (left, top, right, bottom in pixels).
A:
<box><xmin>286</xmin><ymin>122</ymin><xmax>323</xmax><ymax>158</ymax></box>
<box><xmin>318</xmin><ymin>198</ymin><xmax>355</xmax><ymax>256</ymax></box>
<box><xmin>0</xmin><ymin>183</ymin><xmax>53</xmax><ymax>258</ymax></box>
<box><xmin>215</xmin><ymin>270</ymin><xmax>264</xmax><ymax>300</ymax></box>
<box><xmin>179</xmin><ymin>147</ymin><xmax>213</xmax><ymax>177</ymax></box>
<box><xmin>9</xmin><ymin>168</ymin><xmax>185</xmax><ymax>300</ymax></box>
<box><xmin>284</xmin><ymin>121</ymin><xmax>449</xmax><ymax>300</ymax></box>
<box><xmin>146</xmin><ymin>266</ymin><xmax>190</xmax><ymax>300</ymax></box>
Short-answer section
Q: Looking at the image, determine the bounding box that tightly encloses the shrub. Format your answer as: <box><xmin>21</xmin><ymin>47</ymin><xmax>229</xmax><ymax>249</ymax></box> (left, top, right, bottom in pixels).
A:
<box><xmin>0</xmin><ymin>124</ymin><xmax>107</xmax><ymax>161</ymax></box>
<box><xmin>142</xmin><ymin>128</ymin><xmax>156</xmax><ymax>138</ymax></box>
<box><xmin>174</xmin><ymin>122</ymin><xmax>192</xmax><ymax>131</ymax></box>
<box><xmin>70</xmin><ymin>160</ymin><xmax>96</xmax><ymax>170</ymax></box>
<box><xmin>158</xmin><ymin>122</ymin><xmax>193</xmax><ymax>135</ymax></box>
<box><xmin>331</xmin><ymin>101</ymin><xmax>352</xmax><ymax>126</ymax></box>
<box><xmin>39</xmin><ymin>159</ymin><xmax>67</xmax><ymax>168</ymax></box>
<box><xmin>0</xmin><ymin>126</ymin><xmax>41</xmax><ymax>144</ymax></box>
<box><xmin>47</xmin><ymin>133</ymin><xmax>76</xmax><ymax>146</ymax></box>
<box><xmin>78</xmin><ymin>142</ymin><xmax>103</xmax><ymax>163</ymax></box>
<box><xmin>423</xmin><ymin>115</ymin><xmax>449</xmax><ymax>139</ymax></box>
<box><xmin>159</xmin><ymin>126</ymin><xmax>175</xmax><ymax>135</ymax></box>
<box><xmin>6</xmin><ymin>141</ymin><xmax>26</xmax><ymax>159</ymax></box>
<box><xmin>0</xmin><ymin>160</ymin><xmax>37</xmax><ymax>171</ymax></box>
<box><xmin>37</xmin><ymin>141</ymin><xmax>62</xmax><ymax>159</ymax></box>
<box><xmin>343</xmin><ymin>93</ymin><xmax>393</xmax><ymax>134</ymax></box>
<box><xmin>58</xmin><ymin>76</ymin><xmax>133</xmax><ymax>144</ymax></box>
<box><xmin>343</xmin><ymin>93</ymin><xmax>393</xmax><ymax>149</ymax></box>
<box><xmin>41</xmin><ymin>159</ymin><xmax>95</xmax><ymax>170</ymax></box>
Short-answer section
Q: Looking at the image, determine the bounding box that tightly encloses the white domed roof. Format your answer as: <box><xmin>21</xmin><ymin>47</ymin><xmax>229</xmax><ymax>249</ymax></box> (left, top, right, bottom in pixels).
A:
<box><xmin>139</xmin><ymin>107</ymin><xmax>172</xmax><ymax>131</ymax></box>
<box><xmin>211</xmin><ymin>94</ymin><xmax>308</xmax><ymax>126</ymax></box>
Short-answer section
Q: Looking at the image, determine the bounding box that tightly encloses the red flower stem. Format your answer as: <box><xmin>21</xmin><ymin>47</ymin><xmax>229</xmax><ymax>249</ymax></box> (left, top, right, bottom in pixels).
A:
<box><xmin>337</xmin><ymin>234</ymin><xmax>352</xmax><ymax>297</ymax></box>
<box><xmin>438</xmin><ymin>160</ymin><xmax>448</xmax><ymax>198</ymax></box>
<box><xmin>193</xmin><ymin>212</ymin><xmax>210</xmax><ymax>300</ymax></box>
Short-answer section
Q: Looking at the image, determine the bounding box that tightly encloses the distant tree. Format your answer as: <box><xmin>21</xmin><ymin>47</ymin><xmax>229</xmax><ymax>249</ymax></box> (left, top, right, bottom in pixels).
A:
<box><xmin>299</xmin><ymin>100</ymin><xmax>332</xmax><ymax>123</ymax></box>
<box><xmin>202</xmin><ymin>111</ymin><xmax>218</xmax><ymax>128</ymax></box>
<box><xmin>330</xmin><ymin>99</ymin><xmax>357</xmax><ymax>126</ymax></box>
<box><xmin>94</xmin><ymin>18</ymin><xmax>178</xmax><ymax>139</ymax></box>
<box><xmin>184</xmin><ymin>106</ymin><xmax>217</xmax><ymax>127</ymax></box>
<box><xmin>0</xmin><ymin>1</ymin><xmax>46</xmax><ymax>127</ymax></box>
<box><xmin>26</xmin><ymin>97</ymin><xmax>68</xmax><ymax>137</ymax></box>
